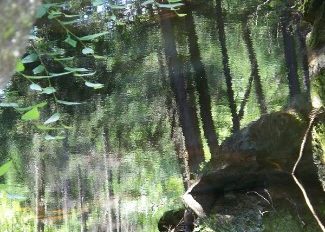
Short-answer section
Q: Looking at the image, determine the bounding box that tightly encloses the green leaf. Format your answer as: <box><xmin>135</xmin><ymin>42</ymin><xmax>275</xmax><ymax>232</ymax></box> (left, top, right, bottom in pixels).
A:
<box><xmin>157</xmin><ymin>3</ymin><xmax>183</xmax><ymax>8</ymax></box>
<box><xmin>36</xmin><ymin>125</ymin><xmax>63</xmax><ymax>130</ymax></box>
<box><xmin>49</xmin><ymin>71</ymin><xmax>73</xmax><ymax>77</ymax></box>
<box><xmin>57</xmin><ymin>100</ymin><xmax>82</xmax><ymax>105</ymax></box>
<box><xmin>15</xmin><ymin>60</ymin><xmax>25</xmax><ymax>72</ymax></box>
<box><xmin>61</xmin><ymin>19</ymin><xmax>80</xmax><ymax>25</ymax></box>
<box><xmin>32</xmin><ymin>65</ymin><xmax>45</xmax><ymax>74</ymax></box>
<box><xmin>17</xmin><ymin>102</ymin><xmax>47</xmax><ymax>112</ymax></box>
<box><xmin>85</xmin><ymin>81</ymin><xmax>104</xmax><ymax>89</ymax></box>
<box><xmin>42</xmin><ymin>87</ymin><xmax>56</xmax><ymax>94</ymax></box>
<box><xmin>54</xmin><ymin>57</ymin><xmax>74</xmax><ymax>61</ymax></box>
<box><xmin>62</xmin><ymin>124</ymin><xmax>73</xmax><ymax>129</ymax></box>
<box><xmin>176</xmin><ymin>13</ymin><xmax>187</xmax><ymax>17</ymax></box>
<box><xmin>82</xmin><ymin>47</ymin><xmax>94</xmax><ymax>55</ymax></box>
<box><xmin>110</xmin><ymin>14</ymin><xmax>117</xmax><ymax>21</ymax></box>
<box><xmin>141</xmin><ymin>0</ymin><xmax>154</xmax><ymax>6</ymax></box>
<box><xmin>64</xmin><ymin>34</ymin><xmax>77</xmax><ymax>48</ymax></box>
<box><xmin>63</xmin><ymin>13</ymin><xmax>80</xmax><ymax>18</ymax></box>
<box><xmin>21</xmin><ymin>53</ymin><xmax>38</xmax><ymax>64</ymax></box>
<box><xmin>0</xmin><ymin>161</ymin><xmax>12</xmax><ymax>177</ymax></box>
<box><xmin>92</xmin><ymin>0</ymin><xmax>105</xmax><ymax>6</ymax></box>
<box><xmin>111</xmin><ymin>5</ymin><xmax>127</xmax><ymax>9</ymax></box>
<box><xmin>44</xmin><ymin>113</ymin><xmax>60</xmax><ymax>124</ymax></box>
<box><xmin>48</xmin><ymin>10</ymin><xmax>62</xmax><ymax>19</ymax></box>
<box><xmin>79</xmin><ymin>32</ymin><xmax>109</xmax><ymax>41</ymax></box>
<box><xmin>36</xmin><ymin>5</ymin><xmax>48</xmax><ymax>18</ymax></box>
<box><xmin>0</xmin><ymin>103</ymin><xmax>19</xmax><ymax>108</ymax></box>
<box><xmin>24</xmin><ymin>71</ymin><xmax>72</xmax><ymax>79</ymax></box>
<box><xmin>94</xmin><ymin>55</ymin><xmax>107</xmax><ymax>60</ymax></box>
<box><xmin>21</xmin><ymin>107</ymin><xmax>40</xmax><ymax>121</ymax></box>
<box><xmin>73</xmin><ymin>71</ymin><xmax>96</xmax><ymax>77</ymax></box>
<box><xmin>30</xmin><ymin>83</ymin><xmax>43</xmax><ymax>91</ymax></box>
<box><xmin>44</xmin><ymin>135</ymin><xmax>65</xmax><ymax>141</ymax></box>
<box><xmin>64</xmin><ymin>67</ymin><xmax>90</xmax><ymax>72</ymax></box>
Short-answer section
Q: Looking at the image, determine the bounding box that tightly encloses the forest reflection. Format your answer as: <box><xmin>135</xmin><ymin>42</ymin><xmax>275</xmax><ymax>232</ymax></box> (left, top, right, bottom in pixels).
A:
<box><xmin>0</xmin><ymin>0</ymin><xmax>321</xmax><ymax>231</ymax></box>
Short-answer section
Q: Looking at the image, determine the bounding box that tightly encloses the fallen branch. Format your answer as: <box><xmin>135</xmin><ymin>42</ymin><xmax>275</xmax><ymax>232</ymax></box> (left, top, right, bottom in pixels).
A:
<box><xmin>291</xmin><ymin>108</ymin><xmax>325</xmax><ymax>232</ymax></box>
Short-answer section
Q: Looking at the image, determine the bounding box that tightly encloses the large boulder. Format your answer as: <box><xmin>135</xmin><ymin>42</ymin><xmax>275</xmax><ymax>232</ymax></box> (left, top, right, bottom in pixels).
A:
<box><xmin>183</xmin><ymin>111</ymin><xmax>325</xmax><ymax>231</ymax></box>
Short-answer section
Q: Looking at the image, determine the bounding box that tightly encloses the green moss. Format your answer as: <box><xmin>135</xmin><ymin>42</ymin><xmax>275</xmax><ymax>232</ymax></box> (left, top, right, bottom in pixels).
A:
<box><xmin>313</xmin><ymin>121</ymin><xmax>325</xmax><ymax>163</ymax></box>
<box><xmin>306</xmin><ymin>2</ymin><xmax>325</xmax><ymax>49</ymax></box>
<box><xmin>301</xmin><ymin>0</ymin><xmax>324</xmax><ymax>22</ymax></box>
<box><xmin>311</xmin><ymin>70</ymin><xmax>325</xmax><ymax>108</ymax></box>
<box><xmin>263</xmin><ymin>209</ymin><xmax>320</xmax><ymax>232</ymax></box>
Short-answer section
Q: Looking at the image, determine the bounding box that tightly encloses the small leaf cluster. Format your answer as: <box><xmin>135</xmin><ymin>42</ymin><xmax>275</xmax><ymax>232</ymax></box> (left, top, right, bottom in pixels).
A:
<box><xmin>1</xmin><ymin>2</ymin><xmax>109</xmax><ymax>141</ymax></box>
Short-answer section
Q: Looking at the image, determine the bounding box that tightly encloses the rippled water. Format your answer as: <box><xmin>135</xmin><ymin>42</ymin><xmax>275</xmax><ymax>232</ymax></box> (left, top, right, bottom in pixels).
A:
<box><xmin>0</xmin><ymin>0</ymin><xmax>318</xmax><ymax>231</ymax></box>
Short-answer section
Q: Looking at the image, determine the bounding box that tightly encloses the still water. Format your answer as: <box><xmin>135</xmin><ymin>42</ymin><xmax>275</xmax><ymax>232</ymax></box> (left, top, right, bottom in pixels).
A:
<box><xmin>0</xmin><ymin>0</ymin><xmax>322</xmax><ymax>231</ymax></box>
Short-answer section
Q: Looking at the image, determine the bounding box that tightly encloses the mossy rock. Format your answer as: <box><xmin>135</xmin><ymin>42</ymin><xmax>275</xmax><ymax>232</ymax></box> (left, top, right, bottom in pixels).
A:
<box><xmin>313</xmin><ymin>111</ymin><xmax>325</xmax><ymax>190</ymax></box>
<box><xmin>194</xmin><ymin>195</ymin><xmax>325</xmax><ymax>232</ymax></box>
<box><xmin>311</xmin><ymin>70</ymin><xmax>325</xmax><ymax>108</ymax></box>
<box><xmin>301</xmin><ymin>0</ymin><xmax>324</xmax><ymax>23</ymax></box>
<box><xmin>304</xmin><ymin>0</ymin><xmax>325</xmax><ymax>49</ymax></box>
<box><xmin>263</xmin><ymin>208</ymin><xmax>321</xmax><ymax>232</ymax></box>
<box><xmin>158</xmin><ymin>208</ymin><xmax>184</xmax><ymax>232</ymax></box>
<box><xmin>219</xmin><ymin>112</ymin><xmax>307</xmax><ymax>172</ymax></box>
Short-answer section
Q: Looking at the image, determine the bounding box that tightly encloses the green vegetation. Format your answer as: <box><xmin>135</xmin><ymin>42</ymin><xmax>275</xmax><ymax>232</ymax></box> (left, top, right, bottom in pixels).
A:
<box><xmin>0</xmin><ymin>0</ymin><xmax>324</xmax><ymax>231</ymax></box>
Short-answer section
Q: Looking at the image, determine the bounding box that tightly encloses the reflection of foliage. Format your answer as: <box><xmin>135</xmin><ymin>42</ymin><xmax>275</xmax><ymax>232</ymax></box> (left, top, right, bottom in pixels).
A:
<box><xmin>0</xmin><ymin>192</ymin><xmax>34</xmax><ymax>232</ymax></box>
<box><xmin>0</xmin><ymin>2</ymin><xmax>111</xmax><ymax>141</ymax></box>
<box><xmin>0</xmin><ymin>0</ymin><xmax>319</xmax><ymax>231</ymax></box>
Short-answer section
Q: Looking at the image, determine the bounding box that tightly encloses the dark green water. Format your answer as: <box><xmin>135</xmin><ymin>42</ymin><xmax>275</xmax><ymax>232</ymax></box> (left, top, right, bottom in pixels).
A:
<box><xmin>0</xmin><ymin>0</ymin><xmax>320</xmax><ymax>231</ymax></box>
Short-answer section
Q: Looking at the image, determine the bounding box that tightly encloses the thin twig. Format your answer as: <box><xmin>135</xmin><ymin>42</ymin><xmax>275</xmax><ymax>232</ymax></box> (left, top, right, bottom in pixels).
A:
<box><xmin>291</xmin><ymin>108</ymin><xmax>325</xmax><ymax>232</ymax></box>
<box><xmin>292</xmin><ymin>108</ymin><xmax>322</xmax><ymax>173</ymax></box>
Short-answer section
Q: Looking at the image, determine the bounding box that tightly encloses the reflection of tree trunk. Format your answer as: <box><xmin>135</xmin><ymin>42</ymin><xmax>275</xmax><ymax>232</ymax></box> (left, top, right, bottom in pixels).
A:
<box><xmin>172</xmin><ymin>106</ymin><xmax>191</xmax><ymax>189</ymax></box>
<box><xmin>117</xmin><ymin>169</ymin><xmax>122</xmax><ymax>232</ymax></box>
<box><xmin>35</xmin><ymin>157</ymin><xmax>45</xmax><ymax>232</ymax></box>
<box><xmin>242</xmin><ymin>20</ymin><xmax>267</xmax><ymax>114</ymax></box>
<box><xmin>77</xmin><ymin>165</ymin><xmax>87</xmax><ymax>232</ymax></box>
<box><xmin>117</xmin><ymin>135</ymin><xmax>122</xmax><ymax>232</ymax></box>
<box><xmin>159</xmin><ymin>9</ymin><xmax>204</xmax><ymax>174</ymax></box>
<box><xmin>184</xmin><ymin>4</ymin><xmax>220</xmax><ymax>160</ymax></box>
<box><xmin>63</xmin><ymin>180</ymin><xmax>69</xmax><ymax>231</ymax></box>
<box><xmin>238</xmin><ymin>74</ymin><xmax>253</xmax><ymax>120</ymax></box>
<box><xmin>281</xmin><ymin>10</ymin><xmax>301</xmax><ymax>100</ymax></box>
<box><xmin>215</xmin><ymin>0</ymin><xmax>240</xmax><ymax>132</ymax></box>
<box><xmin>108</xmin><ymin>169</ymin><xmax>116</xmax><ymax>231</ymax></box>
<box><xmin>158</xmin><ymin>51</ymin><xmax>190</xmax><ymax>188</ymax></box>
<box><xmin>103</xmin><ymin>128</ymin><xmax>113</xmax><ymax>232</ymax></box>
<box><xmin>296</xmin><ymin>23</ymin><xmax>310</xmax><ymax>97</ymax></box>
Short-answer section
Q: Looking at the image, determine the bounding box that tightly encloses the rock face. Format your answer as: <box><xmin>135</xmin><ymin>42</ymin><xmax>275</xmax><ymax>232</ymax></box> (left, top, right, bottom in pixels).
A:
<box><xmin>302</xmin><ymin>0</ymin><xmax>325</xmax><ymax>50</ymax></box>
<box><xmin>0</xmin><ymin>0</ymin><xmax>41</xmax><ymax>90</ymax></box>
<box><xmin>219</xmin><ymin>112</ymin><xmax>307</xmax><ymax>172</ymax></box>
<box><xmin>157</xmin><ymin>208</ymin><xmax>195</xmax><ymax>232</ymax></box>
<box><xmin>183</xmin><ymin>111</ymin><xmax>325</xmax><ymax>231</ymax></box>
